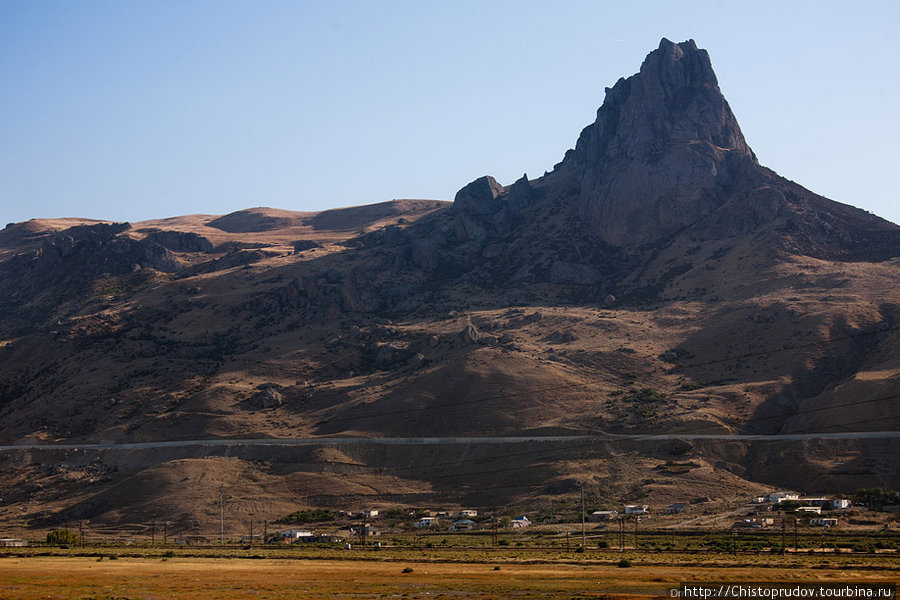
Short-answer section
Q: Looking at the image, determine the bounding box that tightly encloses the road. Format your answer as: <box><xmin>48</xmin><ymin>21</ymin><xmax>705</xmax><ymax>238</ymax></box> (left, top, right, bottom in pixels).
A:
<box><xmin>0</xmin><ymin>430</ymin><xmax>897</xmax><ymax>451</ymax></box>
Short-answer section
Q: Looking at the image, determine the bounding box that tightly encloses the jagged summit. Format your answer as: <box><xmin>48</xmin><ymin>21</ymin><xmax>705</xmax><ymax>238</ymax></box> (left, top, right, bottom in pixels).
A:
<box><xmin>451</xmin><ymin>39</ymin><xmax>899</xmax><ymax>255</ymax></box>
<box><xmin>567</xmin><ymin>38</ymin><xmax>760</xmax><ymax>245</ymax></box>
<box><xmin>451</xmin><ymin>38</ymin><xmax>762</xmax><ymax>247</ymax></box>
<box><xmin>571</xmin><ymin>38</ymin><xmax>754</xmax><ymax>166</ymax></box>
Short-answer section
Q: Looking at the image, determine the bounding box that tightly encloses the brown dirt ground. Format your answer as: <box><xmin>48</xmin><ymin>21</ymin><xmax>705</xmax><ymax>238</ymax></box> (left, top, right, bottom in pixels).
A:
<box><xmin>0</xmin><ymin>556</ymin><xmax>897</xmax><ymax>600</ymax></box>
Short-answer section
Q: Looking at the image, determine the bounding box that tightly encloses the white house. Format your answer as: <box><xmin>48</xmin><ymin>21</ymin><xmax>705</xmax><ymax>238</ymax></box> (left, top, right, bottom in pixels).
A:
<box><xmin>830</xmin><ymin>498</ymin><xmax>851</xmax><ymax>510</ymax></box>
<box><xmin>799</xmin><ymin>497</ymin><xmax>830</xmax><ymax>507</ymax></box>
<box><xmin>796</xmin><ymin>506</ymin><xmax>822</xmax><ymax>515</ymax></box>
<box><xmin>590</xmin><ymin>510</ymin><xmax>618</xmax><ymax>521</ymax></box>
<box><xmin>624</xmin><ymin>505</ymin><xmax>649</xmax><ymax>515</ymax></box>
<box><xmin>457</xmin><ymin>509</ymin><xmax>478</xmax><ymax>518</ymax></box>
<box><xmin>280</xmin><ymin>529</ymin><xmax>313</xmax><ymax>539</ymax></box>
<box><xmin>768</xmin><ymin>492</ymin><xmax>800</xmax><ymax>503</ymax></box>
<box><xmin>809</xmin><ymin>518</ymin><xmax>838</xmax><ymax>527</ymax></box>
<box><xmin>0</xmin><ymin>538</ymin><xmax>27</xmax><ymax>547</ymax></box>
<box><xmin>361</xmin><ymin>510</ymin><xmax>379</xmax><ymax>519</ymax></box>
<box><xmin>415</xmin><ymin>517</ymin><xmax>437</xmax><ymax>528</ymax></box>
<box><xmin>511</xmin><ymin>516</ymin><xmax>531</xmax><ymax>528</ymax></box>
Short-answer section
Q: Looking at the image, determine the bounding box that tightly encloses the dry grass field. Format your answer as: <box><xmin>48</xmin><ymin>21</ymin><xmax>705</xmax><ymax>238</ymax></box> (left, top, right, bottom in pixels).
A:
<box><xmin>0</xmin><ymin>553</ymin><xmax>897</xmax><ymax>600</ymax></box>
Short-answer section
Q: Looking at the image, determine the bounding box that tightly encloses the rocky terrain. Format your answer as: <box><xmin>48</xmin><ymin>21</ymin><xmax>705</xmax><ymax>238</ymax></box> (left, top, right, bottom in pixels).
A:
<box><xmin>0</xmin><ymin>40</ymin><xmax>897</xmax><ymax>533</ymax></box>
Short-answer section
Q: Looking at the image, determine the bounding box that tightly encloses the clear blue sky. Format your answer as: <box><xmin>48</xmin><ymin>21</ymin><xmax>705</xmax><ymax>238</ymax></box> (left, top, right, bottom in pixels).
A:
<box><xmin>2</xmin><ymin>0</ymin><xmax>898</xmax><ymax>226</ymax></box>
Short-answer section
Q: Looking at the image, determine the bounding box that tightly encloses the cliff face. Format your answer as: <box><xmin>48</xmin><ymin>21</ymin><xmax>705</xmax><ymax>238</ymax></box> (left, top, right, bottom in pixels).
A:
<box><xmin>450</xmin><ymin>38</ymin><xmax>900</xmax><ymax>260</ymax></box>
<box><xmin>567</xmin><ymin>38</ymin><xmax>757</xmax><ymax>246</ymax></box>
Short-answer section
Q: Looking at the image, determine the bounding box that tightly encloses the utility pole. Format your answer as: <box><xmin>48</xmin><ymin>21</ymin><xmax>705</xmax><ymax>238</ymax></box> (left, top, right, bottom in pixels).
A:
<box><xmin>781</xmin><ymin>519</ymin><xmax>786</xmax><ymax>555</ymax></box>
<box><xmin>151</xmin><ymin>515</ymin><xmax>156</xmax><ymax>546</ymax></box>
<box><xmin>566</xmin><ymin>530</ymin><xmax>570</xmax><ymax>552</ymax></box>
<box><xmin>580</xmin><ymin>484</ymin><xmax>586</xmax><ymax>548</ymax></box>
<box><xmin>793</xmin><ymin>519</ymin><xmax>798</xmax><ymax>552</ymax></box>
<box><xmin>248</xmin><ymin>513</ymin><xmax>254</xmax><ymax>548</ymax></box>
<box><xmin>634</xmin><ymin>516</ymin><xmax>639</xmax><ymax>551</ymax></box>
<box><xmin>618</xmin><ymin>518</ymin><xmax>624</xmax><ymax>552</ymax></box>
<box><xmin>263</xmin><ymin>520</ymin><xmax>268</xmax><ymax>546</ymax></box>
<box><xmin>79</xmin><ymin>521</ymin><xmax>84</xmax><ymax>548</ymax></box>
<box><xmin>219</xmin><ymin>489</ymin><xmax>225</xmax><ymax>546</ymax></box>
<box><xmin>163</xmin><ymin>522</ymin><xmax>168</xmax><ymax>546</ymax></box>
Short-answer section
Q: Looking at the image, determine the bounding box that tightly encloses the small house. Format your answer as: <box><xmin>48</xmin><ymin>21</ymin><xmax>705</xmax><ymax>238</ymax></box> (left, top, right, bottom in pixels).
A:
<box><xmin>281</xmin><ymin>530</ymin><xmax>313</xmax><ymax>540</ymax></box>
<box><xmin>511</xmin><ymin>516</ymin><xmax>531</xmax><ymax>528</ymax></box>
<box><xmin>624</xmin><ymin>504</ymin><xmax>649</xmax><ymax>515</ymax></box>
<box><xmin>768</xmin><ymin>492</ymin><xmax>799</xmax><ymax>504</ymax></box>
<box><xmin>590</xmin><ymin>510</ymin><xmax>618</xmax><ymax>521</ymax></box>
<box><xmin>799</xmin><ymin>497</ymin><xmax>830</xmax><ymax>507</ymax></box>
<box><xmin>796</xmin><ymin>506</ymin><xmax>822</xmax><ymax>515</ymax></box>
<box><xmin>451</xmin><ymin>519</ymin><xmax>476</xmax><ymax>531</ymax></box>
<box><xmin>830</xmin><ymin>498</ymin><xmax>851</xmax><ymax>510</ymax></box>
<box><xmin>360</xmin><ymin>510</ymin><xmax>379</xmax><ymax>519</ymax></box>
<box><xmin>457</xmin><ymin>509</ymin><xmax>478</xmax><ymax>518</ymax></box>
<box><xmin>0</xmin><ymin>538</ymin><xmax>27</xmax><ymax>547</ymax></box>
<box><xmin>315</xmin><ymin>534</ymin><xmax>344</xmax><ymax>544</ymax></box>
<box><xmin>743</xmin><ymin>517</ymin><xmax>775</xmax><ymax>528</ymax></box>
<box><xmin>665</xmin><ymin>503</ymin><xmax>688</xmax><ymax>515</ymax></box>
<box><xmin>349</xmin><ymin>523</ymin><xmax>378</xmax><ymax>537</ymax></box>
<box><xmin>809</xmin><ymin>518</ymin><xmax>838</xmax><ymax>527</ymax></box>
<box><xmin>415</xmin><ymin>517</ymin><xmax>437</xmax><ymax>528</ymax></box>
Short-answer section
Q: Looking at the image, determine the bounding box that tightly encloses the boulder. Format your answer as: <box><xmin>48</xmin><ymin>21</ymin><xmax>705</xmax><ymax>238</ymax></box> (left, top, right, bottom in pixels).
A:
<box><xmin>455</xmin><ymin>324</ymin><xmax>480</xmax><ymax>347</ymax></box>
<box><xmin>250</xmin><ymin>385</ymin><xmax>283</xmax><ymax>409</ymax></box>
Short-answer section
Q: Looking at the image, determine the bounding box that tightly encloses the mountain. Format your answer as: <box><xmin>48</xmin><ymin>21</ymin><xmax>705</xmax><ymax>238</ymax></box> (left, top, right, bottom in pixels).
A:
<box><xmin>0</xmin><ymin>40</ymin><xmax>897</xmax><ymax>533</ymax></box>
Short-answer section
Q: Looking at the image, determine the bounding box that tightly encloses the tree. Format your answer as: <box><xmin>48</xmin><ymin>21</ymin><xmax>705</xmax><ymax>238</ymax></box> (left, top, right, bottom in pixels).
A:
<box><xmin>47</xmin><ymin>529</ymin><xmax>80</xmax><ymax>545</ymax></box>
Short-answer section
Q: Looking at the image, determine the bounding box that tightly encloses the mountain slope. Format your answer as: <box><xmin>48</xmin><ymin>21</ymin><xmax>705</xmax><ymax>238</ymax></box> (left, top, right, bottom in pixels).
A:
<box><xmin>0</xmin><ymin>39</ymin><xmax>897</xmax><ymax>531</ymax></box>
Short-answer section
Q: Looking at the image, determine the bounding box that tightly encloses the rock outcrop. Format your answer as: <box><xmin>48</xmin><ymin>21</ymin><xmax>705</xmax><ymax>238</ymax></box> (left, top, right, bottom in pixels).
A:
<box><xmin>145</xmin><ymin>230</ymin><xmax>214</xmax><ymax>253</ymax></box>
<box><xmin>563</xmin><ymin>38</ymin><xmax>757</xmax><ymax>246</ymax></box>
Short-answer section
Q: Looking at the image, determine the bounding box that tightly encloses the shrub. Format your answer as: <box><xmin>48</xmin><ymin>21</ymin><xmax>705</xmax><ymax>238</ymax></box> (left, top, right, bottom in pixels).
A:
<box><xmin>402</xmin><ymin>567</ymin><xmax>413</xmax><ymax>574</ymax></box>
<box><xmin>617</xmin><ymin>558</ymin><xmax>632</xmax><ymax>568</ymax></box>
<box><xmin>281</xmin><ymin>509</ymin><xmax>339</xmax><ymax>524</ymax></box>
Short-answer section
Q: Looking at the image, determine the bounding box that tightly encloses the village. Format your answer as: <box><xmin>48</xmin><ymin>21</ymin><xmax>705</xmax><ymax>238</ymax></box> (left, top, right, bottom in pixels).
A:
<box><xmin>2</xmin><ymin>490</ymin><xmax>897</xmax><ymax>552</ymax></box>
<box><xmin>245</xmin><ymin>490</ymin><xmax>894</xmax><ymax>548</ymax></box>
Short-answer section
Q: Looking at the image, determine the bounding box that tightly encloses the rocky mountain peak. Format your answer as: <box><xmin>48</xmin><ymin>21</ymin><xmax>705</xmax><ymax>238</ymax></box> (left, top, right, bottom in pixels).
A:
<box><xmin>572</xmin><ymin>38</ymin><xmax>754</xmax><ymax>167</ymax></box>
<box><xmin>450</xmin><ymin>39</ymin><xmax>763</xmax><ymax>248</ymax></box>
<box><xmin>562</xmin><ymin>38</ymin><xmax>759</xmax><ymax>246</ymax></box>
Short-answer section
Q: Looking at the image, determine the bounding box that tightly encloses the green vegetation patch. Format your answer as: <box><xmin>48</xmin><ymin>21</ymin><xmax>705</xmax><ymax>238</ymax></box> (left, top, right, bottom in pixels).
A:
<box><xmin>280</xmin><ymin>509</ymin><xmax>340</xmax><ymax>524</ymax></box>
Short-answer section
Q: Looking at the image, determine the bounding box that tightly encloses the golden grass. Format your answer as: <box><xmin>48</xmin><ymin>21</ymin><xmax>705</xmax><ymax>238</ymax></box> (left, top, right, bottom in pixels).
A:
<box><xmin>0</xmin><ymin>556</ymin><xmax>896</xmax><ymax>600</ymax></box>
